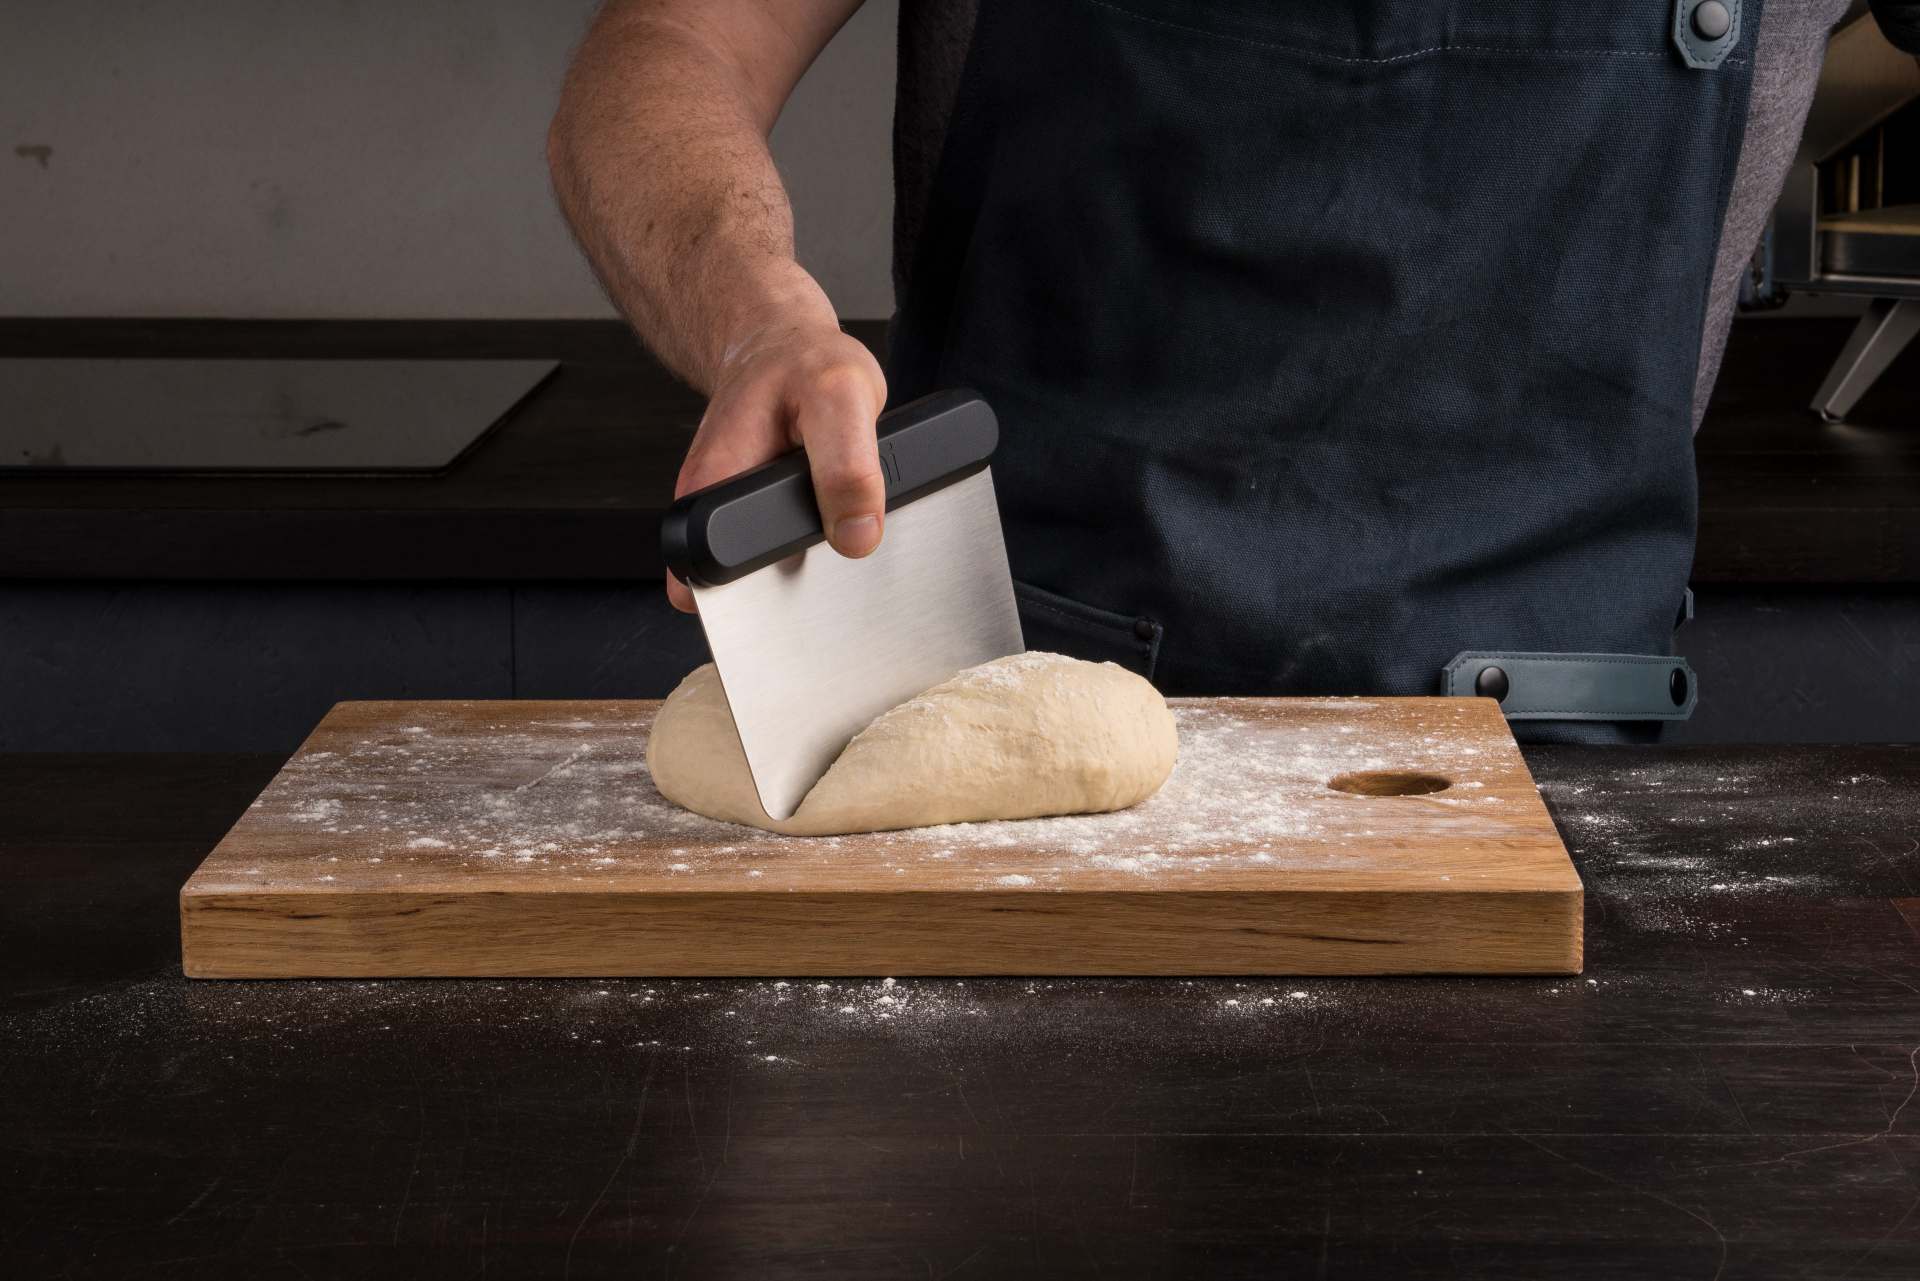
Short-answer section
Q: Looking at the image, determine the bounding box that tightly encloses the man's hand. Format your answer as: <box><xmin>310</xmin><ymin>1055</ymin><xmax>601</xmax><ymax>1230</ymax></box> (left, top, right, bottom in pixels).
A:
<box><xmin>667</xmin><ymin>308</ymin><xmax>888</xmax><ymax>612</ymax></box>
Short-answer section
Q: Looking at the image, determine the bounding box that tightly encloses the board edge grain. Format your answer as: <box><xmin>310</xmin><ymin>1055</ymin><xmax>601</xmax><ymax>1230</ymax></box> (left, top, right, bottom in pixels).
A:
<box><xmin>180</xmin><ymin>884</ymin><xmax>1584</xmax><ymax>978</ymax></box>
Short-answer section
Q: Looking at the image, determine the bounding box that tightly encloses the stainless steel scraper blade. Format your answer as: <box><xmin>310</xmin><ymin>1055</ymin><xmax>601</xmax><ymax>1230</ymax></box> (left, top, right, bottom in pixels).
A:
<box><xmin>690</xmin><ymin>468</ymin><xmax>1022</xmax><ymax>822</ymax></box>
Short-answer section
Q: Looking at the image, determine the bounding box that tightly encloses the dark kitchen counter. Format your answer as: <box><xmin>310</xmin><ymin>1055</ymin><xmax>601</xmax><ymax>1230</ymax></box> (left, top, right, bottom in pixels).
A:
<box><xmin>2</xmin><ymin>745</ymin><xmax>1917</xmax><ymax>1276</ymax></box>
<box><xmin>3</xmin><ymin>316</ymin><xmax>1918</xmax><ymax>583</ymax></box>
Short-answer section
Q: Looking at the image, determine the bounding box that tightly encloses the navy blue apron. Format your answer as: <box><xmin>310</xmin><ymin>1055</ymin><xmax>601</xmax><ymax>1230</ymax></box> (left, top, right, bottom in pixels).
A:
<box><xmin>886</xmin><ymin>1</ymin><xmax>1756</xmax><ymax>742</ymax></box>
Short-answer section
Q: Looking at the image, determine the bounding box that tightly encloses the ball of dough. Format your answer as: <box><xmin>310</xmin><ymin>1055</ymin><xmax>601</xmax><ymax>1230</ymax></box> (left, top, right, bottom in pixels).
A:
<box><xmin>647</xmin><ymin>652</ymin><xmax>1178</xmax><ymax>836</ymax></box>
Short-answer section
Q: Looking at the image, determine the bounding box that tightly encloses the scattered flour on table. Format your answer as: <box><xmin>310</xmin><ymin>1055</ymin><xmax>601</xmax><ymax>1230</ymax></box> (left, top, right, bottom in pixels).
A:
<box><xmin>1532</xmin><ymin>756</ymin><xmax>1872</xmax><ymax>942</ymax></box>
<box><xmin>14</xmin><ymin>959</ymin><xmax>1831</xmax><ymax>1081</ymax></box>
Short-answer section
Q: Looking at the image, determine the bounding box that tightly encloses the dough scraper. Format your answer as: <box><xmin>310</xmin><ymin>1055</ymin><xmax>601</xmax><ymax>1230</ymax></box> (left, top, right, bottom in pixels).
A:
<box><xmin>661</xmin><ymin>390</ymin><xmax>1024</xmax><ymax>821</ymax></box>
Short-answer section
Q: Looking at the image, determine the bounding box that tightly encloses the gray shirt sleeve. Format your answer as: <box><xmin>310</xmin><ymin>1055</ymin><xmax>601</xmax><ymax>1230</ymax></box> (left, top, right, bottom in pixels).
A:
<box><xmin>1692</xmin><ymin>0</ymin><xmax>1856</xmax><ymax>428</ymax></box>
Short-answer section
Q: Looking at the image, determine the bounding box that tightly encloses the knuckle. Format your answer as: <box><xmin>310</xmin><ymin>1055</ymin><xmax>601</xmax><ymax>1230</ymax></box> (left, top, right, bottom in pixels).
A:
<box><xmin>812</xmin><ymin>456</ymin><xmax>884</xmax><ymax>505</ymax></box>
<box><xmin>804</xmin><ymin>356</ymin><xmax>881</xmax><ymax>409</ymax></box>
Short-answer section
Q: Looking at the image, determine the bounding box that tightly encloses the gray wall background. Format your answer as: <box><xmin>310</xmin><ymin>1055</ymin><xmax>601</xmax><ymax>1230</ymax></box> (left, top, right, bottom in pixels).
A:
<box><xmin>3</xmin><ymin>0</ymin><xmax>899</xmax><ymax>320</ymax></box>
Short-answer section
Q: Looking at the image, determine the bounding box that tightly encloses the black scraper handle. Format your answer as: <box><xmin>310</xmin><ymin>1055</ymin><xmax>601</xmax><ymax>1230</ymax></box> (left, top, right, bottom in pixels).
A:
<box><xmin>661</xmin><ymin>389</ymin><xmax>998</xmax><ymax>587</ymax></box>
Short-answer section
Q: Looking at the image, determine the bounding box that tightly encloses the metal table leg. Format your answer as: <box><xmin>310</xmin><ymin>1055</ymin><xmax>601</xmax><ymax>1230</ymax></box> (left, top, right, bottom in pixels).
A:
<box><xmin>1810</xmin><ymin>297</ymin><xmax>1920</xmax><ymax>422</ymax></box>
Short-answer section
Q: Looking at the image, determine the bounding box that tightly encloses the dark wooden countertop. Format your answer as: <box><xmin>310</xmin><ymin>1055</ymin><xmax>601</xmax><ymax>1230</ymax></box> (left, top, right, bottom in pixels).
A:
<box><xmin>3</xmin><ymin>316</ymin><xmax>1917</xmax><ymax>583</ymax></box>
<box><xmin>3</xmin><ymin>746</ymin><xmax>1917</xmax><ymax>1276</ymax></box>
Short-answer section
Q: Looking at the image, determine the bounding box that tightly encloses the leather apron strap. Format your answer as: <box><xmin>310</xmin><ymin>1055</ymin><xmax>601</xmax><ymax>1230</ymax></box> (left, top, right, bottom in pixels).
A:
<box><xmin>1442</xmin><ymin>588</ymin><xmax>1700</xmax><ymax>721</ymax></box>
<box><xmin>1442</xmin><ymin>651</ymin><xmax>1698</xmax><ymax>721</ymax></box>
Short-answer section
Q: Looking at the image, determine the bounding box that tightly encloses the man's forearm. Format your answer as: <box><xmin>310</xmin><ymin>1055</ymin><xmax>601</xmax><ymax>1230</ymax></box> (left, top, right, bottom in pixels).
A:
<box><xmin>547</xmin><ymin>3</ymin><xmax>853</xmax><ymax>391</ymax></box>
<box><xmin>550</xmin><ymin>1</ymin><xmax>889</xmax><ymax>594</ymax></box>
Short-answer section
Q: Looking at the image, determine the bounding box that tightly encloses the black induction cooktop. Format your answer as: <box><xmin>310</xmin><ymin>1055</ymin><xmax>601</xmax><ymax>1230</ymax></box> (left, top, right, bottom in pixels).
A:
<box><xmin>0</xmin><ymin>357</ymin><xmax>557</xmax><ymax>473</ymax></box>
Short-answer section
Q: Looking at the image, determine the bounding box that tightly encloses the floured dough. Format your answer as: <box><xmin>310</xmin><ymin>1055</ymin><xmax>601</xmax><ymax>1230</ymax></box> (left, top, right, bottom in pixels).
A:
<box><xmin>646</xmin><ymin>651</ymin><xmax>1179</xmax><ymax>836</ymax></box>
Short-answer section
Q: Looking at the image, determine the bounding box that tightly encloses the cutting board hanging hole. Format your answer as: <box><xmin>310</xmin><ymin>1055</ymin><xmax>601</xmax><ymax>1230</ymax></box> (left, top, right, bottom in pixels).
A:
<box><xmin>1327</xmin><ymin>771</ymin><xmax>1452</xmax><ymax>797</ymax></box>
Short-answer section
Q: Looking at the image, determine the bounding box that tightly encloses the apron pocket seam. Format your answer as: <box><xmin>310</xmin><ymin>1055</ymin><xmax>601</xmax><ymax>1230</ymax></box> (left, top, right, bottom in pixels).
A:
<box><xmin>1014</xmin><ymin>580</ymin><xmax>1162</xmax><ymax>681</ymax></box>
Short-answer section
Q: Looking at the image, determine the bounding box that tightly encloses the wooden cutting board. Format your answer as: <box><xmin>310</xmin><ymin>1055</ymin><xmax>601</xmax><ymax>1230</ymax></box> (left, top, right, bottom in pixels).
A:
<box><xmin>180</xmin><ymin>696</ymin><xmax>1581</xmax><ymax>977</ymax></box>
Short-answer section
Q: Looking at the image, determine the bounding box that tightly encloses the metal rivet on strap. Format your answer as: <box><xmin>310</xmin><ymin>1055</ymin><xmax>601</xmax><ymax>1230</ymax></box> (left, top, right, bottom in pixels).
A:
<box><xmin>1475</xmin><ymin>666</ymin><xmax>1509</xmax><ymax>702</ymax></box>
<box><xmin>1692</xmin><ymin>1</ymin><xmax>1731</xmax><ymax>40</ymax></box>
<box><xmin>1670</xmin><ymin>668</ymin><xmax>1690</xmax><ymax>707</ymax></box>
<box><xmin>1673</xmin><ymin>0</ymin><xmax>1739</xmax><ymax>69</ymax></box>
